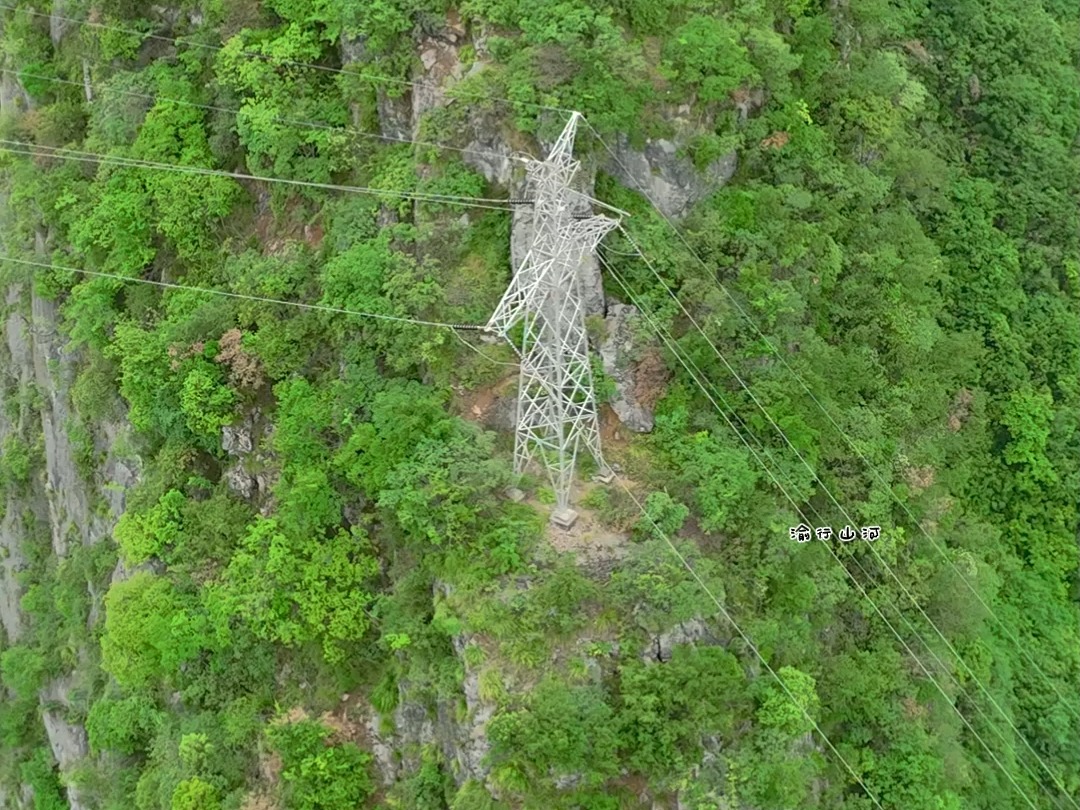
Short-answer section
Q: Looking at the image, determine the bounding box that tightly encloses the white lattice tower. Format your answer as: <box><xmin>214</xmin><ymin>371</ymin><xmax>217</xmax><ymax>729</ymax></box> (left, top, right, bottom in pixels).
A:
<box><xmin>486</xmin><ymin>112</ymin><xmax>618</xmax><ymax>519</ymax></box>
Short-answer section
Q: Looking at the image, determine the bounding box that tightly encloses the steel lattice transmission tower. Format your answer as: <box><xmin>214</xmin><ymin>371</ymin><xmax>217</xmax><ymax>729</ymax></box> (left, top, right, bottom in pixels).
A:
<box><xmin>486</xmin><ymin>112</ymin><xmax>619</xmax><ymax>526</ymax></box>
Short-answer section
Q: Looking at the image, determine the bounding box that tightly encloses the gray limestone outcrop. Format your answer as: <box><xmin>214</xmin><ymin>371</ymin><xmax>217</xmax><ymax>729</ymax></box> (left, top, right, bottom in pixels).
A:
<box><xmin>644</xmin><ymin>617</ymin><xmax>715</xmax><ymax>663</ymax></box>
<box><xmin>365</xmin><ymin>623</ymin><xmax>497</xmax><ymax>789</ymax></box>
<box><xmin>604</xmin><ymin>135</ymin><xmax>737</xmax><ymax>219</ymax></box>
<box><xmin>30</xmin><ymin>292</ymin><xmax>91</xmax><ymax>558</ymax></box>
<box><xmin>221</xmin><ymin>409</ymin><xmax>276</xmax><ymax>504</ymax></box>
<box><xmin>599</xmin><ymin>304</ymin><xmax>668</xmax><ymax>432</ymax></box>
<box><xmin>1</xmin><ymin>255</ymin><xmax>140</xmax><ymax>808</ymax></box>
<box><xmin>39</xmin><ymin>676</ymin><xmax>91</xmax><ymax>810</ymax></box>
<box><xmin>1</xmin><ymin>288</ymin><xmax>34</xmax><ymax>644</ymax></box>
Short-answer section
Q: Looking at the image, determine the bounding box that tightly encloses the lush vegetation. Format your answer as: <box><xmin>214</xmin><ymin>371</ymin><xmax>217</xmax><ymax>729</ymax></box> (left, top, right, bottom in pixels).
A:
<box><xmin>0</xmin><ymin>0</ymin><xmax>1076</xmax><ymax>809</ymax></box>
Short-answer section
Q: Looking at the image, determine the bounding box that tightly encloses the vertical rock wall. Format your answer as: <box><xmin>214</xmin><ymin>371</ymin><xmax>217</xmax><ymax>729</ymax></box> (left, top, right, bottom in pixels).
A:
<box><xmin>0</xmin><ymin>260</ymin><xmax>139</xmax><ymax>810</ymax></box>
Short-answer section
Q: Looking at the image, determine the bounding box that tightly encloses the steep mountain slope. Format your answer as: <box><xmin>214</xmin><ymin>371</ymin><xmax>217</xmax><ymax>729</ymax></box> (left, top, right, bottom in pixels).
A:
<box><xmin>0</xmin><ymin>1</ymin><xmax>1077</xmax><ymax>809</ymax></box>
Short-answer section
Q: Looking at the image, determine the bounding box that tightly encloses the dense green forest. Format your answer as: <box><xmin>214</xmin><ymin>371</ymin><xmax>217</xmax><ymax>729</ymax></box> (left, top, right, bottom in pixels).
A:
<box><xmin>0</xmin><ymin>0</ymin><xmax>1077</xmax><ymax>808</ymax></box>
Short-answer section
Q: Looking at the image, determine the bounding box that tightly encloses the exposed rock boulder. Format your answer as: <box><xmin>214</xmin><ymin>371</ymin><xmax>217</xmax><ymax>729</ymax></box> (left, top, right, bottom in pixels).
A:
<box><xmin>222</xmin><ymin>420</ymin><xmax>254</xmax><ymax>456</ymax></box>
<box><xmin>98</xmin><ymin>419</ymin><xmax>139</xmax><ymax>519</ymax></box>
<box><xmin>377</xmin><ymin>91</ymin><xmax>413</xmax><ymax>142</ymax></box>
<box><xmin>49</xmin><ymin>0</ymin><xmax>72</xmax><ymax>45</ymax></box>
<box><xmin>0</xmin><ymin>68</ymin><xmax>32</xmax><ymax>115</ymax></box>
<box><xmin>336</xmin><ymin>32</ymin><xmax>410</xmax><ymax>141</ymax></box>
<box><xmin>343</xmin><ymin>10</ymin><xmax>482</xmax><ymax>144</ymax></box>
<box><xmin>462</xmin><ymin>124</ymin><xmax>518</xmax><ymax>187</ymax></box>
<box><xmin>599</xmin><ymin>304</ymin><xmax>668</xmax><ymax>432</ymax></box>
<box><xmin>604</xmin><ymin>135</ymin><xmax>737</xmax><ymax>219</ymax></box>
<box><xmin>413</xmin><ymin>37</ymin><xmax>474</xmax><ymax>138</ymax></box>
<box><xmin>478</xmin><ymin>393</ymin><xmax>516</xmax><ymax>433</ymax></box>
<box><xmin>644</xmin><ymin>617</ymin><xmax>714</xmax><ymax>663</ymax></box>
<box><xmin>221</xmin><ymin>410</ymin><xmax>275</xmax><ymax>503</ymax></box>
<box><xmin>0</xmin><ymin>502</ymin><xmax>29</xmax><ymax>643</ymax></box>
<box><xmin>446</xmin><ymin>634</ymin><xmax>496</xmax><ymax>781</ymax></box>
<box><xmin>339</xmin><ymin>32</ymin><xmax>368</xmax><ymax>65</ymax></box>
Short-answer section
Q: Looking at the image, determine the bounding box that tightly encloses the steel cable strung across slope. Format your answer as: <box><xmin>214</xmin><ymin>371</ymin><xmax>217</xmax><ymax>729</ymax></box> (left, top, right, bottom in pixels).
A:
<box><xmin>599</xmin><ymin>252</ymin><xmax>1074</xmax><ymax>810</ymax></box>
<box><xmin>0</xmin><ymin>255</ymin><xmax>491</xmax><ymax>333</ymax></box>
<box><xmin>607</xmin><ymin>469</ymin><xmax>887</xmax><ymax>810</ymax></box>
<box><xmin>0</xmin><ymin>67</ymin><xmax>530</xmax><ymax>168</ymax></box>
<box><xmin>0</xmin><ymin>27</ymin><xmax>1062</xmax><ymax>786</ymax></box>
<box><xmin>583</xmin><ymin>118</ymin><xmax>1080</xmax><ymax>730</ymax></box>
<box><xmin>608</xmin><ymin>223</ymin><xmax>1080</xmax><ymax>807</ymax></box>
<box><xmin>0</xmin><ymin>3</ymin><xmax>576</xmax><ymax>116</ymax></box>
<box><xmin>0</xmin><ymin>140</ymin><xmax>518</xmax><ymax>212</ymax></box>
<box><xmin>7</xmin><ymin>238</ymin><xmax>871</xmax><ymax>801</ymax></box>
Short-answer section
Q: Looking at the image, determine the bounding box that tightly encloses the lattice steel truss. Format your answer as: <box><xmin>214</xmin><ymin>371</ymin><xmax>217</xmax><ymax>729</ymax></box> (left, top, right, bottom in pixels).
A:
<box><xmin>486</xmin><ymin>112</ymin><xmax>618</xmax><ymax>518</ymax></box>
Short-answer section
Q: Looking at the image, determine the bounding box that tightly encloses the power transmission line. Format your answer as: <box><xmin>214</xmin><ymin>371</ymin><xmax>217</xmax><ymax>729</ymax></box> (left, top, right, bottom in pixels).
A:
<box><xmin>606</xmin><ymin>225</ymin><xmax>1078</xmax><ymax>803</ymax></box>
<box><xmin>1</xmin><ymin>6</ymin><xmax>1068</xmax><ymax>778</ymax></box>
<box><xmin>611</xmin><ymin>471</ymin><xmax>887</xmax><ymax>809</ymax></box>
<box><xmin>0</xmin><ymin>139</ymin><xmax>519</xmax><ymax>212</ymax></box>
<box><xmin>599</xmin><ymin>252</ymin><xmax>1075</xmax><ymax>809</ymax></box>
<box><xmin>582</xmin><ymin>118</ymin><xmax>1080</xmax><ymax>729</ymax></box>
<box><xmin>610</xmin><ymin>197</ymin><xmax>1080</xmax><ymax>803</ymax></box>
<box><xmin>0</xmin><ymin>254</ymin><xmax>487</xmax><ymax>332</ymax></box>
<box><xmin>604</xmin><ymin>252</ymin><xmax>1075</xmax><ymax>807</ymax></box>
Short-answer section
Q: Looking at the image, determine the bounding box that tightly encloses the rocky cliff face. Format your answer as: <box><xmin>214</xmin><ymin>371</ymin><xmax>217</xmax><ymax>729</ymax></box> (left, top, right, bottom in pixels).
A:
<box><xmin>604</xmin><ymin>134</ymin><xmax>737</xmax><ymax>220</ymax></box>
<box><xmin>0</xmin><ymin>11</ymin><xmax>735</xmax><ymax>806</ymax></box>
<box><xmin>0</xmin><ymin>265</ymin><xmax>140</xmax><ymax>810</ymax></box>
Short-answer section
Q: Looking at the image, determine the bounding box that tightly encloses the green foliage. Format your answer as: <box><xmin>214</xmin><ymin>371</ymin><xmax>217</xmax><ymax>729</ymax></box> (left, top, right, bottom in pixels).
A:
<box><xmin>755</xmin><ymin>665</ymin><xmax>819</xmax><ymax>737</ymax></box>
<box><xmin>87</xmin><ymin>695</ymin><xmax>164</xmax><ymax>756</ymax></box>
<box><xmin>100</xmin><ymin>572</ymin><xmax>206</xmax><ymax>690</ymax></box>
<box><xmin>0</xmin><ymin>645</ymin><xmax>47</xmax><ymax>700</ymax></box>
<box><xmin>114</xmin><ymin>489</ymin><xmax>186</xmax><ymax>564</ymax></box>
<box><xmin>178</xmin><ymin>362</ymin><xmax>235</xmax><ymax>440</ymax></box>
<box><xmin>609</xmin><ymin>538</ymin><xmax>722</xmax><ymax>635</ymax></box>
<box><xmin>1</xmin><ymin>0</ymin><xmax>1077</xmax><ymax>806</ymax></box>
<box><xmin>487</xmin><ymin>680</ymin><xmax>619</xmax><ymax>790</ymax></box>
<box><xmin>662</xmin><ymin>16</ymin><xmax>759</xmax><ymax>103</ymax></box>
<box><xmin>633</xmin><ymin>490</ymin><xmax>690</xmax><ymax>542</ymax></box>
<box><xmin>617</xmin><ymin>647</ymin><xmax>749</xmax><ymax>778</ymax></box>
<box><xmin>652</xmin><ymin>402</ymin><xmax>761</xmax><ymax>534</ymax></box>
<box><xmin>19</xmin><ymin>748</ymin><xmax>67</xmax><ymax>810</ymax></box>
<box><xmin>266</xmin><ymin>718</ymin><xmax>374</xmax><ymax>810</ymax></box>
<box><xmin>387</xmin><ymin>749</ymin><xmax>451</xmax><ymax>810</ymax></box>
<box><xmin>207</xmin><ymin>518</ymin><xmax>378</xmax><ymax>663</ymax></box>
<box><xmin>376</xmin><ymin>421</ymin><xmax>509</xmax><ymax>545</ymax></box>
<box><xmin>0</xmin><ymin>434</ymin><xmax>33</xmax><ymax>487</ymax></box>
<box><xmin>170</xmin><ymin>777</ymin><xmax>220</xmax><ymax>810</ymax></box>
<box><xmin>215</xmin><ymin>23</ymin><xmax>352</xmax><ymax>191</ymax></box>
<box><xmin>129</xmin><ymin>74</ymin><xmax>242</xmax><ymax>258</ymax></box>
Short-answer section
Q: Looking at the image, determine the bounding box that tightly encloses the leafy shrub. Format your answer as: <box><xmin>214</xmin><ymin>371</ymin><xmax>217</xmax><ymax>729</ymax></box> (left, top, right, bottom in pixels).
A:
<box><xmin>87</xmin><ymin>695</ymin><xmax>164</xmax><ymax>756</ymax></box>
<box><xmin>207</xmin><ymin>518</ymin><xmax>377</xmax><ymax>663</ymax></box>
<box><xmin>661</xmin><ymin>16</ymin><xmax>758</xmax><ymax>103</ymax></box>
<box><xmin>0</xmin><ymin>434</ymin><xmax>33</xmax><ymax>486</ymax></box>
<box><xmin>100</xmin><ymin>573</ymin><xmax>206</xmax><ymax>689</ymax></box>
<box><xmin>617</xmin><ymin>647</ymin><xmax>749</xmax><ymax>778</ymax></box>
<box><xmin>487</xmin><ymin>680</ymin><xmax>619</xmax><ymax>790</ymax></box>
<box><xmin>19</xmin><ymin>748</ymin><xmax>67</xmax><ymax>810</ymax></box>
<box><xmin>266</xmin><ymin>719</ymin><xmax>374</xmax><ymax>810</ymax></box>
<box><xmin>0</xmin><ymin>645</ymin><xmax>47</xmax><ymax>700</ymax></box>
<box><xmin>170</xmin><ymin>777</ymin><xmax>221</xmax><ymax>810</ymax></box>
